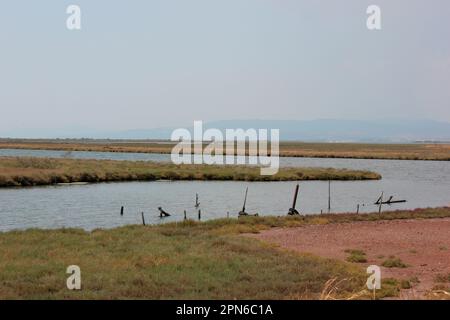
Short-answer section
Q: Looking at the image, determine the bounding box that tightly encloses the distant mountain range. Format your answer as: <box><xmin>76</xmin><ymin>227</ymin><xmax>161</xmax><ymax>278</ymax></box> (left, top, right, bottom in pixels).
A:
<box><xmin>198</xmin><ymin>119</ymin><xmax>450</xmax><ymax>142</ymax></box>
<box><xmin>2</xmin><ymin>119</ymin><xmax>450</xmax><ymax>142</ymax></box>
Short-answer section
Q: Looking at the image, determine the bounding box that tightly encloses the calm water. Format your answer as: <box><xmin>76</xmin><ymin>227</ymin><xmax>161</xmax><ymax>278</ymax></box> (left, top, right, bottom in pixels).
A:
<box><xmin>0</xmin><ymin>148</ymin><xmax>449</xmax><ymax>232</ymax></box>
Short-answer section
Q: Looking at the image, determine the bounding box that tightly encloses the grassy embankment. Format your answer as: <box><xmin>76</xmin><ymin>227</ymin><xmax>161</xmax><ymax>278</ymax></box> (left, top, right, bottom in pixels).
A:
<box><xmin>1</xmin><ymin>207</ymin><xmax>449</xmax><ymax>299</ymax></box>
<box><xmin>1</xmin><ymin>139</ymin><xmax>450</xmax><ymax>160</ymax></box>
<box><xmin>0</xmin><ymin>157</ymin><xmax>380</xmax><ymax>187</ymax></box>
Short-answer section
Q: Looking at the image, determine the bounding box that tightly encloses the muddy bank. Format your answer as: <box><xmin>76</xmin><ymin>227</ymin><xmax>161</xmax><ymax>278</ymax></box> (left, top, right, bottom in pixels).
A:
<box><xmin>248</xmin><ymin>218</ymin><xmax>450</xmax><ymax>298</ymax></box>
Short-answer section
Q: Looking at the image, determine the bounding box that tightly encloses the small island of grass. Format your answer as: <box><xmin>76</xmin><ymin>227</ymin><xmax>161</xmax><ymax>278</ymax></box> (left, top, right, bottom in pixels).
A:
<box><xmin>0</xmin><ymin>157</ymin><xmax>381</xmax><ymax>187</ymax></box>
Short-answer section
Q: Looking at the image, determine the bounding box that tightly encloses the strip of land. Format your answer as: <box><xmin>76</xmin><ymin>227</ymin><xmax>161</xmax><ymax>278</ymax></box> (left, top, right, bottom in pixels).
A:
<box><xmin>1</xmin><ymin>139</ymin><xmax>449</xmax><ymax>160</ymax></box>
<box><xmin>0</xmin><ymin>157</ymin><xmax>380</xmax><ymax>187</ymax></box>
<box><xmin>0</xmin><ymin>207</ymin><xmax>449</xmax><ymax>299</ymax></box>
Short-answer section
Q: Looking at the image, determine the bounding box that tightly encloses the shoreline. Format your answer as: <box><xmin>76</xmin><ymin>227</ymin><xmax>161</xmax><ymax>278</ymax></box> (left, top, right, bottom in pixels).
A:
<box><xmin>1</xmin><ymin>140</ymin><xmax>449</xmax><ymax>161</ymax></box>
<box><xmin>0</xmin><ymin>207</ymin><xmax>448</xmax><ymax>299</ymax></box>
<box><xmin>1</xmin><ymin>206</ymin><xmax>450</xmax><ymax>234</ymax></box>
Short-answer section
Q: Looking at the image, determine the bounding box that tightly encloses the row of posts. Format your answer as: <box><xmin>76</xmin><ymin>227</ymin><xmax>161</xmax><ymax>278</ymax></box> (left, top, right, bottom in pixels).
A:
<box><xmin>120</xmin><ymin>206</ymin><xmax>211</xmax><ymax>226</ymax></box>
<box><xmin>119</xmin><ymin>181</ymin><xmax>386</xmax><ymax>226</ymax></box>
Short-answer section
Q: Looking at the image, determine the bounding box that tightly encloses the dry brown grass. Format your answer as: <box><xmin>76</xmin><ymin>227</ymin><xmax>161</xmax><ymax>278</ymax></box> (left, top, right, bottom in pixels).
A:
<box><xmin>319</xmin><ymin>278</ymin><xmax>374</xmax><ymax>300</ymax></box>
<box><xmin>1</xmin><ymin>139</ymin><xmax>449</xmax><ymax>160</ymax></box>
<box><xmin>279</xmin><ymin>142</ymin><xmax>450</xmax><ymax>160</ymax></box>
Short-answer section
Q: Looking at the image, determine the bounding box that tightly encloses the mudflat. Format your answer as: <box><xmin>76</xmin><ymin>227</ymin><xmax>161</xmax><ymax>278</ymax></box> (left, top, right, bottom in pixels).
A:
<box><xmin>248</xmin><ymin>217</ymin><xmax>450</xmax><ymax>298</ymax></box>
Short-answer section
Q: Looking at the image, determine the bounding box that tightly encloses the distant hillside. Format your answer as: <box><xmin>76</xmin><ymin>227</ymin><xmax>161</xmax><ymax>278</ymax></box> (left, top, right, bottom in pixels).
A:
<box><xmin>111</xmin><ymin>119</ymin><xmax>450</xmax><ymax>142</ymax></box>
<box><xmin>201</xmin><ymin>119</ymin><xmax>450</xmax><ymax>142</ymax></box>
<box><xmin>2</xmin><ymin>119</ymin><xmax>450</xmax><ymax>142</ymax></box>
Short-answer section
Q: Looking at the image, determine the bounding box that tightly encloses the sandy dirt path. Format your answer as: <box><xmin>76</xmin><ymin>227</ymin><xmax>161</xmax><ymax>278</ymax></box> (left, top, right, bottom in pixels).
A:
<box><xmin>248</xmin><ymin>218</ymin><xmax>450</xmax><ymax>298</ymax></box>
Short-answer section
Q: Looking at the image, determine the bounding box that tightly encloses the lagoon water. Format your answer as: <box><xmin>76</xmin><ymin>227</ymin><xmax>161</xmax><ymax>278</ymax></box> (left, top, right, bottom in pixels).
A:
<box><xmin>0</xmin><ymin>148</ymin><xmax>449</xmax><ymax>231</ymax></box>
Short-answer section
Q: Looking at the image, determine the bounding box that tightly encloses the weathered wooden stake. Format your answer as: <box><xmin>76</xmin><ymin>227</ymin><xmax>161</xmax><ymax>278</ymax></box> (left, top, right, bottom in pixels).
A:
<box><xmin>239</xmin><ymin>187</ymin><xmax>249</xmax><ymax>216</ymax></box>
<box><xmin>378</xmin><ymin>192</ymin><xmax>383</xmax><ymax>213</ymax></box>
<box><xmin>242</xmin><ymin>187</ymin><xmax>248</xmax><ymax>213</ymax></box>
<box><xmin>158</xmin><ymin>207</ymin><xmax>171</xmax><ymax>218</ymax></box>
<box><xmin>288</xmin><ymin>184</ymin><xmax>300</xmax><ymax>215</ymax></box>
<box><xmin>120</xmin><ymin>206</ymin><xmax>124</xmax><ymax>216</ymax></box>
<box><xmin>195</xmin><ymin>193</ymin><xmax>200</xmax><ymax>208</ymax></box>
<box><xmin>184</xmin><ymin>210</ymin><xmax>187</xmax><ymax>221</ymax></box>
<box><xmin>198</xmin><ymin>209</ymin><xmax>201</xmax><ymax>221</ymax></box>
<box><xmin>141</xmin><ymin>212</ymin><xmax>146</xmax><ymax>226</ymax></box>
<box><xmin>356</xmin><ymin>204</ymin><xmax>360</xmax><ymax>214</ymax></box>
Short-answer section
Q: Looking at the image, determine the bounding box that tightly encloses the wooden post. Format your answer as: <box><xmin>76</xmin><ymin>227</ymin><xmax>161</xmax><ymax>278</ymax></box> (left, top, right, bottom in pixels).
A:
<box><xmin>378</xmin><ymin>192</ymin><xmax>384</xmax><ymax>213</ymax></box>
<box><xmin>292</xmin><ymin>184</ymin><xmax>299</xmax><ymax>209</ymax></box>
<box><xmin>195</xmin><ymin>193</ymin><xmax>200</xmax><ymax>208</ymax></box>
<box><xmin>328</xmin><ymin>180</ymin><xmax>331</xmax><ymax>213</ymax></box>
<box><xmin>198</xmin><ymin>209</ymin><xmax>201</xmax><ymax>221</ymax></box>
<box><xmin>288</xmin><ymin>184</ymin><xmax>300</xmax><ymax>215</ymax></box>
<box><xmin>120</xmin><ymin>206</ymin><xmax>124</xmax><ymax>216</ymax></box>
<box><xmin>141</xmin><ymin>212</ymin><xmax>146</xmax><ymax>226</ymax></box>
<box><xmin>184</xmin><ymin>210</ymin><xmax>187</xmax><ymax>221</ymax></box>
<box><xmin>239</xmin><ymin>187</ymin><xmax>249</xmax><ymax>216</ymax></box>
<box><xmin>242</xmin><ymin>187</ymin><xmax>248</xmax><ymax>213</ymax></box>
<box><xmin>356</xmin><ymin>204</ymin><xmax>360</xmax><ymax>214</ymax></box>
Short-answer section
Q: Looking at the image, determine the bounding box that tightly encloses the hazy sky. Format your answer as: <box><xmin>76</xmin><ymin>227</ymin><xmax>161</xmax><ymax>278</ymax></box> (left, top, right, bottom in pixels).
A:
<box><xmin>1</xmin><ymin>0</ymin><xmax>449</xmax><ymax>135</ymax></box>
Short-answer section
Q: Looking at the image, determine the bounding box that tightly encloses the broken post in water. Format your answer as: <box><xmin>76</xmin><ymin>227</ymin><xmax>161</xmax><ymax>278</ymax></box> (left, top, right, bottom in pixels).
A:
<box><xmin>374</xmin><ymin>195</ymin><xmax>407</xmax><ymax>205</ymax></box>
<box><xmin>198</xmin><ymin>209</ymin><xmax>201</xmax><ymax>221</ymax></box>
<box><xmin>287</xmin><ymin>183</ymin><xmax>300</xmax><ymax>215</ymax></box>
<box><xmin>195</xmin><ymin>193</ymin><xmax>200</xmax><ymax>208</ymax></box>
<box><xmin>378</xmin><ymin>192</ymin><xmax>384</xmax><ymax>213</ymax></box>
<box><xmin>141</xmin><ymin>212</ymin><xmax>146</xmax><ymax>226</ymax></box>
<box><xmin>356</xmin><ymin>204</ymin><xmax>360</xmax><ymax>214</ymax></box>
<box><xmin>184</xmin><ymin>210</ymin><xmax>187</xmax><ymax>221</ymax></box>
<box><xmin>158</xmin><ymin>207</ymin><xmax>171</xmax><ymax>218</ymax></box>
<box><xmin>120</xmin><ymin>206</ymin><xmax>124</xmax><ymax>216</ymax></box>
<box><xmin>238</xmin><ymin>187</ymin><xmax>259</xmax><ymax>217</ymax></box>
<box><xmin>238</xmin><ymin>187</ymin><xmax>249</xmax><ymax>216</ymax></box>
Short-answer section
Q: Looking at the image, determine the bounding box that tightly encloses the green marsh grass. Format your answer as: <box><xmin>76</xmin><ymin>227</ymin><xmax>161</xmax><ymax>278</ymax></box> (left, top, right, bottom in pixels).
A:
<box><xmin>0</xmin><ymin>157</ymin><xmax>381</xmax><ymax>187</ymax></box>
<box><xmin>0</xmin><ymin>207</ymin><xmax>449</xmax><ymax>299</ymax></box>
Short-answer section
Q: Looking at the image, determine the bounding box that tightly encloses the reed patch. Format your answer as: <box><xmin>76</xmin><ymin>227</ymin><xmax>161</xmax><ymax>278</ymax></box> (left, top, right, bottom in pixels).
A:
<box><xmin>0</xmin><ymin>157</ymin><xmax>381</xmax><ymax>187</ymax></box>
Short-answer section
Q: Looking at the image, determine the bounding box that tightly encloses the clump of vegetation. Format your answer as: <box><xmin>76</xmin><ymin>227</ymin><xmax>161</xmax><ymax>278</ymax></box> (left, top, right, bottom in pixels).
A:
<box><xmin>400</xmin><ymin>280</ymin><xmax>412</xmax><ymax>289</ymax></box>
<box><xmin>373</xmin><ymin>277</ymin><xmax>422</xmax><ymax>298</ymax></box>
<box><xmin>382</xmin><ymin>256</ymin><xmax>408</xmax><ymax>268</ymax></box>
<box><xmin>398</xmin><ymin>276</ymin><xmax>421</xmax><ymax>290</ymax></box>
<box><xmin>375</xmin><ymin>278</ymin><xmax>401</xmax><ymax>299</ymax></box>
<box><xmin>431</xmin><ymin>283</ymin><xmax>450</xmax><ymax>297</ymax></box>
<box><xmin>434</xmin><ymin>273</ymin><xmax>450</xmax><ymax>283</ymax></box>
<box><xmin>345</xmin><ymin>249</ymin><xmax>368</xmax><ymax>263</ymax></box>
<box><xmin>409</xmin><ymin>276</ymin><xmax>420</xmax><ymax>284</ymax></box>
<box><xmin>0</xmin><ymin>157</ymin><xmax>381</xmax><ymax>187</ymax></box>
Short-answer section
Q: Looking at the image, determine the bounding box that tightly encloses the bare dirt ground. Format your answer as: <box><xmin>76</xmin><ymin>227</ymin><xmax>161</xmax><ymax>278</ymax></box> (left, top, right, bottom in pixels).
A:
<box><xmin>248</xmin><ymin>218</ymin><xmax>450</xmax><ymax>299</ymax></box>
